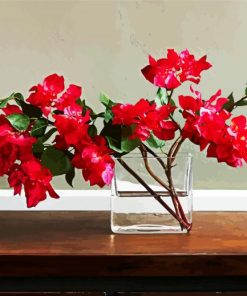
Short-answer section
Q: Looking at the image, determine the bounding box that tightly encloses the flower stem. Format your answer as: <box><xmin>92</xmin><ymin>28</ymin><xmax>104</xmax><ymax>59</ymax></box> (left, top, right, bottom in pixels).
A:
<box><xmin>142</xmin><ymin>140</ymin><xmax>192</xmax><ymax>231</ymax></box>
<box><xmin>139</xmin><ymin>144</ymin><xmax>184</xmax><ymax>229</ymax></box>
<box><xmin>117</xmin><ymin>158</ymin><xmax>191</xmax><ymax>230</ymax></box>
<box><xmin>167</xmin><ymin>136</ymin><xmax>191</xmax><ymax>230</ymax></box>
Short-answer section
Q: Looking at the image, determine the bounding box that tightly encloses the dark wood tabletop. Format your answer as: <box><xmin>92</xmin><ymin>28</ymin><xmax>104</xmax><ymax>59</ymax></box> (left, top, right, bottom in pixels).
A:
<box><xmin>0</xmin><ymin>211</ymin><xmax>247</xmax><ymax>278</ymax></box>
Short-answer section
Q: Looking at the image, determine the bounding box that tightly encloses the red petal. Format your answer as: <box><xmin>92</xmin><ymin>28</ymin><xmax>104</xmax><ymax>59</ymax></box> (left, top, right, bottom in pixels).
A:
<box><xmin>148</xmin><ymin>55</ymin><xmax>156</xmax><ymax>66</ymax></box>
<box><xmin>179</xmin><ymin>95</ymin><xmax>200</xmax><ymax>112</ymax></box>
<box><xmin>164</xmin><ymin>73</ymin><xmax>181</xmax><ymax>89</ymax></box>
<box><xmin>43</xmin><ymin>74</ymin><xmax>65</xmax><ymax>94</ymax></box>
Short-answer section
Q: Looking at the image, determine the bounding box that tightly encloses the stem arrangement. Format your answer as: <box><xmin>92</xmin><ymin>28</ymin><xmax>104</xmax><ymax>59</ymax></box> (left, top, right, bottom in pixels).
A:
<box><xmin>118</xmin><ymin>138</ymin><xmax>192</xmax><ymax>232</ymax></box>
<box><xmin>117</xmin><ymin>158</ymin><xmax>191</xmax><ymax>230</ymax></box>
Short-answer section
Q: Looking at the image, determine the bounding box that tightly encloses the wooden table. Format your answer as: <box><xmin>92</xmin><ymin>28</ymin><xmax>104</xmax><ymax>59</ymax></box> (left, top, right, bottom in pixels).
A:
<box><xmin>0</xmin><ymin>211</ymin><xmax>247</xmax><ymax>295</ymax></box>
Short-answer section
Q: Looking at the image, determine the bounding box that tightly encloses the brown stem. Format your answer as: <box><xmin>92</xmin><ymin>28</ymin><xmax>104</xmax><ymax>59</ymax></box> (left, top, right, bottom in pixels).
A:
<box><xmin>166</xmin><ymin>137</ymin><xmax>191</xmax><ymax>230</ymax></box>
<box><xmin>117</xmin><ymin>159</ymin><xmax>191</xmax><ymax>230</ymax></box>
<box><xmin>142</xmin><ymin>141</ymin><xmax>191</xmax><ymax>230</ymax></box>
<box><xmin>169</xmin><ymin>115</ymin><xmax>182</xmax><ymax>133</ymax></box>
<box><xmin>139</xmin><ymin>146</ymin><xmax>171</xmax><ymax>193</ymax></box>
<box><xmin>139</xmin><ymin>144</ymin><xmax>182</xmax><ymax>223</ymax></box>
<box><xmin>142</xmin><ymin>143</ymin><xmax>167</xmax><ymax>171</ymax></box>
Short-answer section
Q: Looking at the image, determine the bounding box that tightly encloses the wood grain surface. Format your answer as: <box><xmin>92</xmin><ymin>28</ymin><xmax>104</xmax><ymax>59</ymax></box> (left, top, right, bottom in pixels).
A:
<box><xmin>0</xmin><ymin>211</ymin><xmax>247</xmax><ymax>277</ymax></box>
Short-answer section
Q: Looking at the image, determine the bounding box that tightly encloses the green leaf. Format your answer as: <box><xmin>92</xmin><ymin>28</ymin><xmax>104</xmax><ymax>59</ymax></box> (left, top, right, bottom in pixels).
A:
<box><xmin>14</xmin><ymin>93</ymin><xmax>24</xmax><ymax>101</ymax></box>
<box><xmin>53</xmin><ymin>110</ymin><xmax>63</xmax><ymax>115</ymax></box>
<box><xmin>81</xmin><ymin>99</ymin><xmax>94</xmax><ymax>113</ymax></box>
<box><xmin>121</xmin><ymin>135</ymin><xmax>140</xmax><ymax>152</ymax></box>
<box><xmin>155</xmin><ymin>88</ymin><xmax>168</xmax><ymax>105</ymax></box>
<box><xmin>146</xmin><ymin>133</ymin><xmax>165</xmax><ymax>149</ymax></box>
<box><xmin>41</xmin><ymin>127</ymin><xmax>57</xmax><ymax>143</ymax></box>
<box><xmin>16</xmin><ymin>100</ymin><xmax>42</xmax><ymax>118</ymax></box>
<box><xmin>121</xmin><ymin>126</ymin><xmax>141</xmax><ymax>152</ymax></box>
<box><xmin>99</xmin><ymin>94</ymin><xmax>116</xmax><ymax>123</ymax></box>
<box><xmin>88</xmin><ymin>125</ymin><xmax>97</xmax><ymax>137</ymax></box>
<box><xmin>103</xmin><ymin>124</ymin><xmax>122</xmax><ymax>153</ymax></box>
<box><xmin>76</xmin><ymin>98</ymin><xmax>83</xmax><ymax>106</ymax></box>
<box><xmin>0</xmin><ymin>93</ymin><xmax>15</xmax><ymax>108</ymax></box>
<box><xmin>106</xmin><ymin>135</ymin><xmax>123</xmax><ymax>153</ymax></box>
<box><xmin>32</xmin><ymin>139</ymin><xmax>44</xmax><ymax>158</ymax></box>
<box><xmin>91</xmin><ymin>112</ymin><xmax>105</xmax><ymax>120</ymax></box>
<box><xmin>228</xmin><ymin>93</ymin><xmax>234</xmax><ymax>104</ymax></box>
<box><xmin>6</xmin><ymin>113</ymin><xmax>30</xmax><ymax>131</ymax></box>
<box><xmin>236</xmin><ymin>100</ymin><xmax>247</xmax><ymax>107</ymax></box>
<box><xmin>31</xmin><ymin>118</ymin><xmax>48</xmax><ymax>137</ymax></box>
<box><xmin>65</xmin><ymin>167</ymin><xmax>75</xmax><ymax>187</ymax></box>
<box><xmin>104</xmin><ymin>109</ymin><xmax>113</xmax><ymax>123</ymax></box>
<box><xmin>0</xmin><ymin>98</ymin><xmax>10</xmax><ymax>108</ymax></box>
<box><xmin>99</xmin><ymin>93</ymin><xmax>115</xmax><ymax>108</ymax></box>
<box><xmin>169</xmin><ymin>98</ymin><xmax>176</xmax><ymax>106</ymax></box>
<box><xmin>41</xmin><ymin>146</ymin><xmax>72</xmax><ymax>176</ymax></box>
<box><xmin>245</xmin><ymin>85</ymin><xmax>247</xmax><ymax>96</ymax></box>
<box><xmin>223</xmin><ymin>93</ymin><xmax>235</xmax><ymax>111</ymax></box>
<box><xmin>102</xmin><ymin>124</ymin><xmax>140</xmax><ymax>154</ymax></box>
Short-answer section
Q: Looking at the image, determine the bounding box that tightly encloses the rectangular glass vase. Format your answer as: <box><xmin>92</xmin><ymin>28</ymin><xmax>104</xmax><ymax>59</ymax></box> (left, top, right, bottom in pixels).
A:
<box><xmin>111</xmin><ymin>153</ymin><xmax>192</xmax><ymax>234</ymax></box>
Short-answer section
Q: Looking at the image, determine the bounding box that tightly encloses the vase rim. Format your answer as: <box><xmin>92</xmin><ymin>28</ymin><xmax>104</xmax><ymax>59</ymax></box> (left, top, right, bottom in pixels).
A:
<box><xmin>113</xmin><ymin>152</ymin><xmax>192</xmax><ymax>159</ymax></box>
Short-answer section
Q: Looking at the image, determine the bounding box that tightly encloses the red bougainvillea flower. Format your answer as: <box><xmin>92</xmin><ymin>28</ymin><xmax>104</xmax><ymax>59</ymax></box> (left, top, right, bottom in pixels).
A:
<box><xmin>0</xmin><ymin>107</ymin><xmax>59</xmax><ymax>207</ymax></box>
<box><xmin>27</xmin><ymin>74</ymin><xmax>65</xmax><ymax>116</ymax></box>
<box><xmin>179</xmin><ymin>88</ymin><xmax>247</xmax><ymax>167</ymax></box>
<box><xmin>53</xmin><ymin>109</ymin><xmax>91</xmax><ymax>148</ymax></box>
<box><xmin>179</xmin><ymin>89</ymin><xmax>229</xmax><ymax>147</ymax></box>
<box><xmin>72</xmin><ymin>136</ymin><xmax>115</xmax><ymax>187</ymax></box>
<box><xmin>0</xmin><ymin>116</ymin><xmax>19</xmax><ymax>176</ymax></box>
<box><xmin>112</xmin><ymin>99</ymin><xmax>178</xmax><ymax>141</ymax></box>
<box><xmin>141</xmin><ymin>49</ymin><xmax>212</xmax><ymax>89</ymax></box>
<box><xmin>55</xmin><ymin>84</ymin><xmax>82</xmax><ymax>111</ymax></box>
<box><xmin>0</xmin><ymin>115</ymin><xmax>36</xmax><ymax>175</ymax></box>
<box><xmin>111</xmin><ymin>99</ymin><xmax>155</xmax><ymax>126</ymax></box>
<box><xmin>27</xmin><ymin>74</ymin><xmax>82</xmax><ymax>116</ymax></box>
<box><xmin>0</xmin><ymin>142</ymin><xmax>18</xmax><ymax>176</ymax></box>
<box><xmin>8</xmin><ymin>161</ymin><xmax>59</xmax><ymax>208</ymax></box>
<box><xmin>227</xmin><ymin>116</ymin><xmax>247</xmax><ymax>164</ymax></box>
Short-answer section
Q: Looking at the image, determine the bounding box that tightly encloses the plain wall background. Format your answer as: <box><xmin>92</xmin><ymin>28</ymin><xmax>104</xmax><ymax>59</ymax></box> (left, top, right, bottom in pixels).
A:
<box><xmin>0</xmin><ymin>0</ymin><xmax>247</xmax><ymax>190</ymax></box>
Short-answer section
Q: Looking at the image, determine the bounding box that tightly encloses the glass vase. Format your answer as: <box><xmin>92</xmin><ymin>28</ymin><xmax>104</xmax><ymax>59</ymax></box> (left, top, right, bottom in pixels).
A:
<box><xmin>111</xmin><ymin>152</ymin><xmax>192</xmax><ymax>234</ymax></box>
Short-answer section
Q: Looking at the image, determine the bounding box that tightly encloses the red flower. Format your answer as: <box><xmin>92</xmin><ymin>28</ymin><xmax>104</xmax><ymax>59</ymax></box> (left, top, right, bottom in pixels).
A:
<box><xmin>0</xmin><ymin>115</ymin><xmax>36</xmax><ymax>175</ymax></box>
<box><xmin>112</xmin><ymin>99</ymin><xmax>178</xmax><ymax>141</ymax></box>
<box><xmin>8</xmin><ymin>161</ymin><xmax>59</xmax><ymax>208</ymax></box>
<box><xmin>179</xmin><ymin>49</ymin><xmax>212</xmax><ymax>84</ymax></box>
<box><xmin>0</xmin><ymin>142</ymin><xmax>18</xmax><ymax>176</ymax></box>
<box><xmin>141</xmin><ymin>49</ymin><xmax>212</xmax><ymax>89</ymax></box>
<box><xmin>228</xmin><ymin>116</ymin><xmax>247</xmax><ymax>163</ymax></box>
<box><xmin>112</xmin><ymin>99</ymin><xmax>154</xmax><ymax>126</ymax></box>
<box><xmin>179</xmin><ymin>88</ymin><xmax>247</xmax><ymax>167</ymax></box>
<box><xmin>53</xmin><ymin>109</ymin><xmax>91</xmax><ymax>148</ymax></box>
<box><xmin>27</xmin><ymin>74</ymin><xmax>65</xmax><ymax>116</ymax></box>
<box><xmin>72</xmin><ymin>136</ymin><xmax>114</xmax><ymax>187</ymax></box>
<box><xmin>179</xmin><ymin>95</ymin><xmax>202</xmax><ymax>113</ymax></box>
<box><xmin>55</xmin><ymin>84</ymin><xmax>82</xmax><ymax>111</ymax></box>
<box><xmin>43</xmin><ymin>73</ymin><xmax>65</xmax><ymax>94</ymax></box>
<box><xmin>27</xmin><ymin>74</ymin><xmax>82</xmax><ymax>116</ymax></box>
<box><xmin>0</xmin><ymin>115</ymin><xmax>58</xmax><ymax>206</ymax></box>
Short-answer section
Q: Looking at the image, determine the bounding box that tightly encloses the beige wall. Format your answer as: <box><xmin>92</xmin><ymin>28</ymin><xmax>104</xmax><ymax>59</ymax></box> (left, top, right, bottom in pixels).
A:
<box><xmin>0</xmin><ymin>0</ymin><xmax>247</xmax><ymax>189</ymax></box>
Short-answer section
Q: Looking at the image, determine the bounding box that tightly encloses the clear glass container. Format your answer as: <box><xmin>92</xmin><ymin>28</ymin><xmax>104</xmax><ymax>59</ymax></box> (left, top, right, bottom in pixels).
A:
<box><xmin>111</xmin><ymin>152</ymin><xmax>192</xmax><ymax>234</ymax></box>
